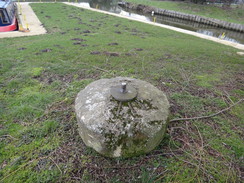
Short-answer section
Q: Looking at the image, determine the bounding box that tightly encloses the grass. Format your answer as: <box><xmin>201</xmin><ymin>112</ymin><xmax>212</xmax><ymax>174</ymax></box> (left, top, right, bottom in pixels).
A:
<box><xmin>127</xmin><ymin>0</ymin><xmax>244</xmax><ymax>24</ymax></box>
<box><xmin>0</xmin><ymin>2</ymin><xmax>243</xmax><ymax>182</ymax></box>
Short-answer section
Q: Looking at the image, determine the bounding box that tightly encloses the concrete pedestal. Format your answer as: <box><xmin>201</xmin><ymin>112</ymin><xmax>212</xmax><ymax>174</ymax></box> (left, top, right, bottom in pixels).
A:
<box><xmin>75</xmin><ymin>77</ymin><xmax>170</xmax><ymax>157</ymax></box>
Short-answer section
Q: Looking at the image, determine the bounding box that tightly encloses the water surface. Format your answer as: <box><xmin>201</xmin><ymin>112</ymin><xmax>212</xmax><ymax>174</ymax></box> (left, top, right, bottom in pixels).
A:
<box><xmin>78</xmin><ymin>0</ymin><xmax>244</xmax><ymax>44</ymax></box>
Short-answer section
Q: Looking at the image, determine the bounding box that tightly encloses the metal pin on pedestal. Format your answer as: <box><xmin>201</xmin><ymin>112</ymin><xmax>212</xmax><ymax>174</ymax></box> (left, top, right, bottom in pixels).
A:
<box><xmin>111</xmin><ymin>82</ymin><xmax>137</xmax><ymax>116</ymax></box>
<box><xmin>111</xmin><ymin>82</ymin><xmax>137</xmax><ymax>102</ymax></box>
<box><xmin>121</xmin><ymin>82</ymin><xmax>127</xmax><ymax>93</ymax></box>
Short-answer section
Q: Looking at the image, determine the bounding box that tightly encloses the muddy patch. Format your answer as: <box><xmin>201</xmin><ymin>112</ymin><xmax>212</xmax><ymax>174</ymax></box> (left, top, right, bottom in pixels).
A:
<box><xmin>103</xmin><ymin>51</ymin><xmax>120</xmax><ymax>57</ymax></box>
<box><xmin>17</xmin><ymin>47</ymin><xmax>27</xmax><ymax>51</ymax></box>
<box><xmin>36</xmin><ymin>72</ymin><xmax>74</xmax><ymax>84</ymax></box>
<box><xmin>42</xmin><ymin>48</ymin><xmax>52</xmax><ymax>52</ymax></box>
<box><xmin>114</xmin><ymin>24</ymin><xmax>120</xmax><ymax>27</ymax></box>
<box><xmin>134</xmin><ymin>48</ymin><xmax>143</xmax><ymax>51</ymax></box>
<box><xmin>216</xmin><ymin>71</ymin><xmax>244</xmax><ymax>97</ymax></box>
<box><xmin>81</xmin><ymin>30</ymin><xmax>92</xmax><ymax>34</ymax></box>
<box><xmin>36</xmin><ymin>48</ymin><xmax>52</xmax><ymax>53</ymax></box>
<box><xmin>53</xmin><ymin>44</ymin><xmax>64</xmax><ymax>49</ymax></box>
<box><xmin>35</xmin><ymin>71</ymin><xmax>101</xmax><ymax>86</ymax></box>
<box><xmin>90</xmin><ymin>51</ymin><xmax>101</xmax><ymax>55</ymax></box>
<box><xmin>71</xmin><ymin>38</ymin><xmax>86</xmax><ymax>42</ymax></box>
<box><xmin>73</xmin><ymin>42</ymin><xmax>83</xmax><ymax>45</ymax></box>
<box><xmin>71</xmin><ymin>38</ymin><xmax>86</xmax><ymax>45</ymax></box>
<box><xmin>90</xmin><ymin>51</ymin><xmax>120</xmax><ymax>57</ymax></box>
<box><xmin>80</xmin><ymin>44</ymin><xmax>88</xmax><ymax>47</ymax></box>
<box><xmin>108</xmin><ymin>42</ymin><xmax>119</xmax><ymax>46</ymax></box>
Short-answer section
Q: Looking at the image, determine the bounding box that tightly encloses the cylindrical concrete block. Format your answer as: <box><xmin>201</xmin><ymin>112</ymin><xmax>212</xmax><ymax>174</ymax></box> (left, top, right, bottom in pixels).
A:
<box><xmin>75</xmin><ymin>77</ymin><xmax>170</xmax><ymax>158</ymax></box>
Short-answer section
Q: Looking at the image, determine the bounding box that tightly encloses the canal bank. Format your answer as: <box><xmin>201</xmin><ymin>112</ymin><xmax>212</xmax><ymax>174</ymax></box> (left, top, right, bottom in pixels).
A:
<box><xmin>119</xmin><ymin>2</ymin><xmax>244</xmax><ymax>33</ymax></box>
<box><xmin>65</xmin><ymin>2</ymin><xmax>244</xmax><ymax>51</ymax></box>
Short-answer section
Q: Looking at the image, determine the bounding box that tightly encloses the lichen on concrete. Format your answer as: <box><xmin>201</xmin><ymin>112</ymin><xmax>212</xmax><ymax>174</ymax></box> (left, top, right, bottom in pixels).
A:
<box><xmin>75</xmin><ymin>77</ymin><xmax>170</xmax><ymax>158</ymax></box>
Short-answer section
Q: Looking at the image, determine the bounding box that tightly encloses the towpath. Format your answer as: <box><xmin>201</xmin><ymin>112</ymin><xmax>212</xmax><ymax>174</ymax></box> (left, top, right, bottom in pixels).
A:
<box><xmin>0</xmin><ymin>2</ymin><xmax>46</xmax><ymax>39</ymax></box>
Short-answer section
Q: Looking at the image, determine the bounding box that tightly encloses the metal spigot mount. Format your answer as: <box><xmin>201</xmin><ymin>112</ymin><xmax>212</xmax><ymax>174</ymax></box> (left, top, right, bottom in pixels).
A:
<box><xmin>111</xmin><ymin>82</ymin><xmax>137</xmax><ymax>102</ymax></box>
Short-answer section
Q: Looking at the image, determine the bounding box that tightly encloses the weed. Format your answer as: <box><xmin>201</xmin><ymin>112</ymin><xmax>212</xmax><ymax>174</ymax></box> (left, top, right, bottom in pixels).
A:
<box><xmin>31</xmin><ymin>67</ymin><xmax>44</xmax><ymax>77</ymax></box>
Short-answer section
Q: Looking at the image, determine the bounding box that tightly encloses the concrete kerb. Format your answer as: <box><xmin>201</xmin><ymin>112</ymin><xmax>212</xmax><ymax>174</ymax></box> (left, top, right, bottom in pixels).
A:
<box><xmin>65</xmin><ymin>2</ymin><xmax>244</xmax><ymax>51</ymax></box>
<box><xmin>0</xmin><ymin>2</ymin><xmax>46</xmax><ymax>39</ymax></box>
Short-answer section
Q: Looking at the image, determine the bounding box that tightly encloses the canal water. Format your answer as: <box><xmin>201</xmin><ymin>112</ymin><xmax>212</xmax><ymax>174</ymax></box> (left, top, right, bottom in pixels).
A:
<box><xmin>24</xmin><ymin>0</ymin><xmax>244</xmax><ymax>44</ymax></box>
<box><xmin>78</xmin><ymin>0</ymin><xmax>244</xmax><ymax>44</ymax></box>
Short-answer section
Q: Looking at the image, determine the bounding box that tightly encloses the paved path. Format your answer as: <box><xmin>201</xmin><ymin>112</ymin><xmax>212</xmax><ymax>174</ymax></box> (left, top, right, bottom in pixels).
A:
<box><xmin>65</xmin><ymin>2</ymin><xmax>244</xmax><ymax>51</ymax></box>
<box><xmin>0</xmin><ymin>2</ymin><xmax>46</xmax><ymax>39</ymax></box>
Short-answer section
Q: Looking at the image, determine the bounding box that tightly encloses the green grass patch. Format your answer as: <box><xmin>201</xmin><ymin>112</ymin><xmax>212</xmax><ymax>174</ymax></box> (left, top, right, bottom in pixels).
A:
<box><xmin>195</xmin><ymin>74</ymin><xmax>220</xmax><ymax>88</ymax></box>
<box><xmin>0</xmin><ymin>3</ymin><xmax>243</xmax><ymax>182</ymax></box>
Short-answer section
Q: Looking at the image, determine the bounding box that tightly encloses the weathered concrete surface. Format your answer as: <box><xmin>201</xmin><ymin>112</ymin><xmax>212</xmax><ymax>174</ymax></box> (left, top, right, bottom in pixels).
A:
<box><xmin>237</xmin><ymin>52</ymin><xmax>244</xmax><ymax>56</ymax></box>
<box><xmin>0</xmin><ymin>3</ymin><xmax>46</xmax><ymax>39</ymax></box>
<box><xmin>65</xmin><ymin>2</ymin><xmax>244</xmax><ymax>51</ymax></box>
<box><xmin>75</xmin><ymin>77</ymin><xmax>170</xmax><ymax>157</ymax></box>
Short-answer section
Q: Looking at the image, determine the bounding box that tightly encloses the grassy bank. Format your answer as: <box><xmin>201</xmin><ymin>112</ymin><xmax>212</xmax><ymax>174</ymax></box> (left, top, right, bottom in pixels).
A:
<box><xmin>127</xmin><ymin>0</ymin><xmax>244</xmax><ymax>24</ymax></box>
<box><xmin>0</xmin><ymin>3</ymin><xmax>244</xmax><ymax>182</ymax></box>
